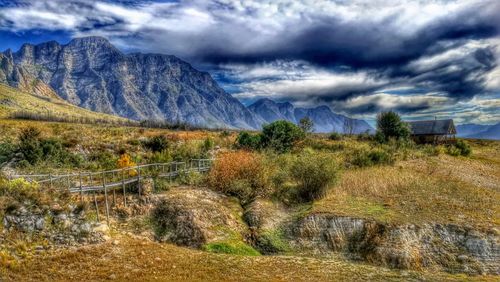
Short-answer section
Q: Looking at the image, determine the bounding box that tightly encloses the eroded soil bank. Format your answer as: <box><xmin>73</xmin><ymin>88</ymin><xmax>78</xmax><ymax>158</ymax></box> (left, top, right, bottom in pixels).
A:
<box><xmin>150</xmin><ymin>187</ymin><xmax>499</xmax><ymax>275</ymax></box>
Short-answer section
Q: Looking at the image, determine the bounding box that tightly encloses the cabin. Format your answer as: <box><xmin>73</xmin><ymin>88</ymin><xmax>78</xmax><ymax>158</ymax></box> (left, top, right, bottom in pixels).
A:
<box><xmin>407</xmin><ymin>119</ymin><xmax>457</xmax><ymax>144</ymax></box>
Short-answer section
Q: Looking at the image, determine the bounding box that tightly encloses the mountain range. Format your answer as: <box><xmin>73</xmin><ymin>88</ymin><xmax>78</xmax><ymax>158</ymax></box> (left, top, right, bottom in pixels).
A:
<box><xmin>0</xmin><ymin>36</ymin><xmax>371</xmax><ymax>132</ymax></box>
<box><xmin>248</xmin><ymin>98</ymin><xmax>372</xmax><ymax>133</ymax></box>
<box><xmin>456</xmin><ymin>123</ymin><xmax>500</xmax><ymax>140</ymax></box>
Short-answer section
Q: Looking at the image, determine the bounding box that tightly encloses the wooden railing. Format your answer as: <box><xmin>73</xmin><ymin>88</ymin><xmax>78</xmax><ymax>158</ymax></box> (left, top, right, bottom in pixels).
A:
<box><xmin>8</xmin><ymin>159</ymin><xmax>213</xmax><ymax>224</ymax></box>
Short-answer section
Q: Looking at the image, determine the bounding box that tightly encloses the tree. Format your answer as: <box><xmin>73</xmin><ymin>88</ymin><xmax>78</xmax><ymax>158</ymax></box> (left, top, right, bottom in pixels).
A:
<box><xmin>235</xmin><ymin>131</ymin><xmax>261</xmax><ymax>150</ymax></box>
<box><xmin>343</xmin><ymin>118</ymin><xmax>356</xmax><ymax>136</ymax></box>
<box><xmin>376</xmin><ymin>111</ymin><xmax>410</xmax><ymax>142</ymax></box>
<box><xmin>299</xmin><ymin>117</ymin><xmax>314</xmax><ymax>133</ymax></box>
<box><xmin>261</xmin><ymin>120</ymin><xmax>305</xmax><ymax>153</ymax></box>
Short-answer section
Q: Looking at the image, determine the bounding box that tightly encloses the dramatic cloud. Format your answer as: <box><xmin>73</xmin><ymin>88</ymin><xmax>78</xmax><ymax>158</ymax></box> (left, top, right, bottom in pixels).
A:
<box><xmin>0</xmin><ymin>0</ymin><xmax>499</xmax><ymax>124</ymax></box>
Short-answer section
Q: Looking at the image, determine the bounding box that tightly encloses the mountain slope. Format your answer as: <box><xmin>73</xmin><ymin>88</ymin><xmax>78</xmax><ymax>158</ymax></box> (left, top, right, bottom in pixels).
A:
<box><xmin>3</xmin><ymin>37</ymin><xmax>258</xmax><ymax>129</ymax></box>
<box><xmin>248</xmin><ymin>98</ymin><xmax>373</xmax><ymax>133</ymax></box>
<box><xmin>0</xmin><ymin>83</ymin><xmax>128</xmax><ymax>123</ymax></box>
<box><xmin>457</xmin><ymin>123</ymin><xmax>500</xmax><ymax>140</ymax></box>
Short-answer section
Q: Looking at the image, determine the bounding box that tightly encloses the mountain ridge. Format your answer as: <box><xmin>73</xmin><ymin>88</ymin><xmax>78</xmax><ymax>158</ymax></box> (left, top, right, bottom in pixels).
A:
<box><xmin>248</xmin><ymin>98</ymin><xmax>373</xmax><ymax>133</ymax></box>
<box><xmin>2</xmin><ymin>36</ymin><xmax>373</xmax><ymax>131</ymax></box>
<box><xmin>2</xmin><ymin>36</ymin><xmax>259</xmax><ymax>129</ymax></box>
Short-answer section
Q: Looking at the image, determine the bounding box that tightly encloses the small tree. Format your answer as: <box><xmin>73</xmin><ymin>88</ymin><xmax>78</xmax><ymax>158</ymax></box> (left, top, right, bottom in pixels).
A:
<box><xmin>299</xmin><ymin>117</ymin><xmax>314</xmax><ymax>133</ymax></box>
<box><xmin>235</xmin><ymin>131</ymin><xmax>261</xmax><ymax>150</ymax></box>
<box><xmin>261</xmin><ymin>120</ymin><xmax>305</xmax><ymax>153</ymax></box>
<box><xmin>343</xmin><ymin>118</ymin><xmax>356</xmax><ymax>136</ymax></box>
<box><xmin>376</xmin><ymin>111</ymin><xmax>410</xmax><ymax>142</ymax></box>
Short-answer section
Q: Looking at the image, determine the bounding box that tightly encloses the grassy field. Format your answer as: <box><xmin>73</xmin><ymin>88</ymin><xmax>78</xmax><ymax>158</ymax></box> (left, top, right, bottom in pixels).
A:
<box><xmin>2</xmin><ymin>234</ymin><xmax>497</xmax><ymax>282</ymax></box>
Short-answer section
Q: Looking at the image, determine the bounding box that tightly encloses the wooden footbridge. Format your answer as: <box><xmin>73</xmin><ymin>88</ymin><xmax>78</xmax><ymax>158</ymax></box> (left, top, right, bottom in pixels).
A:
<box><xmin>8</xmin><ymin>159</ymin><xmax>213</xmax><ymax>224</ymax></box>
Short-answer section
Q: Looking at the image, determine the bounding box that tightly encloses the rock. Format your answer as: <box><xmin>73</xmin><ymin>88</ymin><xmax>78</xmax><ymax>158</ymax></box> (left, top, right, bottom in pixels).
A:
<box><xmin>108</xmin><ymin>274</ymin><xmax>116</xmax><ymax>280</ymax></box>
<box><xmin>112</xmin><ymin>240</ymin><xmax>119</xmax><ymax>245</ymax></box>
<box><xmin>150</xmin><ymin>187</ymin><xmax>247</xmax><ymax>248</ymax></box>
<box><xmin>457</xmin><ymin>255</ymin><xmax>469</xmax><ymax>262</ymax></box>
<box><xmin>94</xmin><ymin>223</ymin><xmax>109</xmax><ymax>233</ymax></box>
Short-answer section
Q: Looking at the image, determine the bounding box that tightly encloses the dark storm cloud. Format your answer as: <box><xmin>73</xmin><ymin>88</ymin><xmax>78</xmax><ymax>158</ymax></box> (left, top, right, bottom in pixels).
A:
<box><xmin>0</xmin><ymin>0</ymin><xmax>499</xmax><ymax>122</ymax></box>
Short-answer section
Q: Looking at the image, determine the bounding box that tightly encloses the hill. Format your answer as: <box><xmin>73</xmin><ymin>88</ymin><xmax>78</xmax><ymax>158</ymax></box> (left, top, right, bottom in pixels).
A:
<box><xmin>0</xmin><ymin>83</ymin><xmax>129</xmax><ymax>123</ymax></box>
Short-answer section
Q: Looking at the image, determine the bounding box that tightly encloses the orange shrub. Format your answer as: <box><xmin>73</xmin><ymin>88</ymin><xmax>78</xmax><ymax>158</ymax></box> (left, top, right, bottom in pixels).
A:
<box><xmin>207</xmin><ymin>151</ymin><xmax>269</xmax><ymax>202</ymax></box>
<box><xmin>117</xmin><ymin>153</ymin><xmax>137</xmax><ymax>176</ymax></box>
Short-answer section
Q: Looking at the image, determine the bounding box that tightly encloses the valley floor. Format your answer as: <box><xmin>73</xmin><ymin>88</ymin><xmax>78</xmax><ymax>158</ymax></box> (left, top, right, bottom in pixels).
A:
<box><xmin>2</xmin><ymin>233</ymin><xmax>496</xmax><ymax>282</ymax></box>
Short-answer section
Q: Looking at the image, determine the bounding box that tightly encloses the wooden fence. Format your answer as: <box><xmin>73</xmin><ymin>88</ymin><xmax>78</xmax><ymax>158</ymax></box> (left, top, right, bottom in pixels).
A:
<box><xmin>8</xmin><ymin>159</ymin><xmax>213</xmax><ymax>224</ymax></box>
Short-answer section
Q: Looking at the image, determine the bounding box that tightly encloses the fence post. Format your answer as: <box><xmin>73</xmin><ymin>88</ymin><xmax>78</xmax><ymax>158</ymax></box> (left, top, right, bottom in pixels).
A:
<box><xmin>102</xmin><ymin>171</ymin><xmax>110</xmax><ymax>225</ymax></box>
<box><xmin>79</xmin><ymin>172</ymin><xmax>83</xmax><ymax>203</ymax></box>
<box><xmin>122</xmin><ymin>168</ymin><xmax>126</xmax><ymax>207</ymax></box>
<box><xmin>93</xmin><ymin>191</ymin><xmax>100</xmax><ymax>222</ymax></box>
<box><xmin>49</xmin><ymin>173</ymin><xmax>53</xmax><ymax>189</ymax></box>
<box><xmin>138</xmin><ymin>166</ymin><xmax>142</xmax><ymax>196</ymax></box>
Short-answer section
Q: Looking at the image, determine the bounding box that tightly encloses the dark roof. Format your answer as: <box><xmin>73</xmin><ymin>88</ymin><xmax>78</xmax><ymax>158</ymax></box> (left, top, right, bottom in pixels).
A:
<box><xmin>408</xmin><ymin>119</ymin><xmax>456</xmax><ymax>135</ymax></box>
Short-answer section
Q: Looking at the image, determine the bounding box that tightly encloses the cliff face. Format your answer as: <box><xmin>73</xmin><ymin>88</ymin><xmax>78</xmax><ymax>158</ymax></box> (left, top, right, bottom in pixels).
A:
<box><xmin>4</xmin><ymin>37</ymin><xmax>259</xmax><ymax>129</ymax></box>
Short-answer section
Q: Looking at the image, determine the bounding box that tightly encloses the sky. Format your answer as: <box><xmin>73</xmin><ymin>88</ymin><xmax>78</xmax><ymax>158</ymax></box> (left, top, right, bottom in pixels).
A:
<box><xmin>0</xmin><ymin>0</ymin><xmax>499</xmax><ymax>125</ymax></box>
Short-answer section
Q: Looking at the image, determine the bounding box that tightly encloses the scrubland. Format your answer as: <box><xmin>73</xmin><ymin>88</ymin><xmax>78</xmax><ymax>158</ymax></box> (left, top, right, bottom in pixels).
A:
<box><xmin>0</xmin><ymin>118</ymin><xmax>499</xmax><ymax>281</ymax></box>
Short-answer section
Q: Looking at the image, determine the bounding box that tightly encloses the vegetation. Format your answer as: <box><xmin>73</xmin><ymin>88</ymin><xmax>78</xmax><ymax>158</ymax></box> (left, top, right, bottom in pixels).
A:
<box><xmin>290</xmin><ymin>150</ymin><xmax>339</xmax><ymax>202</ymax></box>
<box><xmin>261</xmin><ymin>120</ymin><xmax>305</xmax><ymax>153</ymax></box>
<box><xmin>235</xmin><ymin>131</ymin><xmax>261</xmax><ymax>150</ymax></box>
<box><xmin>376</xmin><ymin>111</ymin><xmax>411</xmax><ymax>142</ymax></box>
<box><xmin>298</xmin><ymin>116</ymin><xmax>314</xmax><ymax>133</ymax></box>
<box><xmin>143</xmin><ymin>135</ymin><xmax>169</xmax><ymax>152</ymax></box>
<box><xmin>207</xmin><ymin>151</ymin><xmax>269</xmax><ymax>203</ymax></box>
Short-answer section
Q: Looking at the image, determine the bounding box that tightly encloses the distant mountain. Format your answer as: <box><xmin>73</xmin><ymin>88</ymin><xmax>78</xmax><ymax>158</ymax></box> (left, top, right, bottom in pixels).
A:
<box><xmin>248</xmin><ymin>98</ymin><xmax>373</xmax><ymax>133</ymax></box>
<box><xmin>1</xmin><ymin>36</ymin><xmax>258</xmax><ymax>129</ymax></box>
<box><xmin>457</xmin><ymin>123</ymin><xmax>500</xmax><ymax>140</ymax></box>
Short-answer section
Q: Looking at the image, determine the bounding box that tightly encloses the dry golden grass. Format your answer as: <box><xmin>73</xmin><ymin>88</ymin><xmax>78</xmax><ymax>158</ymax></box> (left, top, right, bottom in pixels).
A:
<box><xmin>0</xmin><ymin>84</ymin><xmax>127</xmax><ymax>122</ymax></box>
<box><xmin>313</xmin><ymin>159</ymin><xmax>500</xmax><ymax>228</ymax></box>
<box><xmin>2</xmin><ymin>234</ymin><xmax>496</xmax><ymax>281</ymax></box>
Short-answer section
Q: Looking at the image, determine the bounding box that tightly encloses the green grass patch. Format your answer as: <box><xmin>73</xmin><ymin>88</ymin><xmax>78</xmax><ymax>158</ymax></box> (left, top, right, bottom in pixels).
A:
<box><xmin>203</xmin><ymin>241</ymin><xmax>260</xmax><ymax>256</ymax></box>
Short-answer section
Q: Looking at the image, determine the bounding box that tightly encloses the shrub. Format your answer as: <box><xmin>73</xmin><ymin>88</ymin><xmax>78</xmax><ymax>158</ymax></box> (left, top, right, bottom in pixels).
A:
<box><xmin>17</xmin><ymin>127</ymin><xmax>81</xmax><ymax>167</ymax></box>
<box><xmin>117</xmin><ymin>153</ymin><xmax>137</xmax><ymax>176</ymax></box>
<box><xmin>453</xmin><ymin>140</ymin><xmax>472</xmax><ymax>156</ymax></box>
<box><xmin>201</xmin><ymin>137</ymin><xmax>214</xmax><ymax>153</ymax></box>
<box><xmin>329</xmin><ymin>132</ymin><xmax>342</xmax><ymax>141</ymax></box>
<box><xmin>143</xmin><ymin>135</ymin><xmax>169</xmax><ymax>152</ymax></box>
<box><xmin>18</xmin><ymin>127</ymin><xmax>43</xmax><ymax>164</ymax></box>
<box><xmin>0</xmin><ymin>141</ymin><xmax>15</xmax><ymax>165</ymax></box>
<box><xmin>207</xmin><ymin>151</ymin><xmax>269</xmax><ymax>203</ymax></box>
<box><xmin>260</xmin><ymin>120</ymin><xmax>305</xmax><ymax>153</ymax></box>
<box><xmin>376</xmin><ymin>111</ymin><xmax>410</xmax><ymax>142</ymax></box>
<box><xmin>290</xmin><ymin>151</ymin><xmax>339</xmax><ymax>202</ymax></box>
<box><xmin>350</xmin><ymin>148</ymin><xmax>395</xmax><ymax>167</ymax></box>
<box><xmin>177</xmin><ymin>170</ymin><xmax>204</xmax><ymax>186</ymax></box>
<box><xmin>235</xmin><ymin>131</ymin><xmax>261</xmax><ymax>150</ymax></box>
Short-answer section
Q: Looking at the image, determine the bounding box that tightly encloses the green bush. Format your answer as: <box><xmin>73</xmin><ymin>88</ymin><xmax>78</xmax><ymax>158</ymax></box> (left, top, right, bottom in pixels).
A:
<box><xmin>18</xmin><ymin>127</ymin><xmax>43</xmax><ymax>164</ymax></box>
<box><xmin>290</xmin><ymin>151</ymin><xmax>339</xmax><ymax>202</ymax></box>
<box><xmin>351</xmin><ymin>148</ymin><xmax>395</xmax><ymax>167</ymax></box>
<box><xmin>235</xmin><ymin>131</ymin><xmax>261</xmax><ymax>150</ymax></box>
<box><xmin>143</xmin><ymin>135</ymin><xmax>169</xmax><ymax>152</ymax></box>
<box><xmin>177</xmin><ymin>170</ymin><xmax>204</xmax><ymax>186</ymax></box>
<box><xmin>329</xmin><ymin>132</ymin><xmax>342</xmax><ymax>140</ymax></box>
<box><xmin>17</xmin><ymin>127</ymin><xmax>81</xmax><ymax>167</ymax></box>
<box><xmin>261</xmin><ymin>120</ymin><xmax>305</xmax><ymax>153</ymax></box>
<box><xmin>376</xmin><ymin>111</ymin><xmax>411</xmax><ymax>142</ymax></box>
<box><xmin>452</xmin><ymin>140</ymin><xmax>472</xmax><ymax>156</ymax></box>
<box><xmin>201</xmin><ymin>137</ymin><xmax>214</xmax><ymax>152</ymax></box>
<box><xmin>0</xmin><ymin>141</ymin><xmax>15</xmax><ymax>165</ymax></box>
